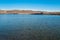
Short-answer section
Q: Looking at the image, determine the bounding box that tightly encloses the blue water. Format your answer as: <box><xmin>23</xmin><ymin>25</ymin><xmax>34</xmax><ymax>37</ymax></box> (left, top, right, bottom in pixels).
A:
<box><xmin>0</xmin><ymin>14</ymin><xmax>60</xmax><ymax>40</ymax></box>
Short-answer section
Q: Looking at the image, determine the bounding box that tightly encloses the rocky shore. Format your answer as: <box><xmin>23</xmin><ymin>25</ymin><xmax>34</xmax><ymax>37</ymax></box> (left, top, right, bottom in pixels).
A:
<box><xmin>0</xmin><ymin>10</ymin><xmax>60</xmax><ymax>15</ymax></box>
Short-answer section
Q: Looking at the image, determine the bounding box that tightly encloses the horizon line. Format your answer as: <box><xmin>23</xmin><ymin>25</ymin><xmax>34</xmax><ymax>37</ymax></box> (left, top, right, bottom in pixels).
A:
<box><xmin>0</xmin><ymin>9</ymin><xmax>60</xmax><ymax>12</ymax></box>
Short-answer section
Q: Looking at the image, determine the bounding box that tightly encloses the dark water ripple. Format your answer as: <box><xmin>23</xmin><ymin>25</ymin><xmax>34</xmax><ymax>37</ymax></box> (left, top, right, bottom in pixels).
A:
<box><xmin>0</xmin><ymin>14</ymin><xmax>60</xmax><ymax>40</ymax></box>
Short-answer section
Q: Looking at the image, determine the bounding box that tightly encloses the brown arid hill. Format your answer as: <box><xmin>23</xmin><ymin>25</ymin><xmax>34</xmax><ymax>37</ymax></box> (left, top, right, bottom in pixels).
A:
<box><xmin>0</xmin><ymin>10</ymin><xmax>41</xmax><ymax>14</ymax></box>
<box><xmin>0</xmin><ymin>10</ymin><xmax>60</xmax><ymax>15</ymax></box>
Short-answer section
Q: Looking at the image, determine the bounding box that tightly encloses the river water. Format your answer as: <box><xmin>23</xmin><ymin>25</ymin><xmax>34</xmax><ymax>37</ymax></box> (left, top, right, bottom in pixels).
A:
<box><xmin>0</xmin><ymin>14</ymin><xmax>60</xmax><ymax>40</ymax></box>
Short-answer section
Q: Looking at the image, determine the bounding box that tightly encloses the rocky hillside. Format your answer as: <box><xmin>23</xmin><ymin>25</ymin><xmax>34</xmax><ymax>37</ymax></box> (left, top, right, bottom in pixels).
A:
<box><xmin>0</xmin><ymin>10</ymin><xmax>60</xmax><ymax>15</ymax></box>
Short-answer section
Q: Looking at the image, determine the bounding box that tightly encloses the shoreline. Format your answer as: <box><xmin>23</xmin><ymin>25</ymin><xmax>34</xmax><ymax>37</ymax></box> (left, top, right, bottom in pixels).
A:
<box><xmin>0</xmin><ymin>10</ymin><xmax>60</xmax><ymax>15</ymax></box>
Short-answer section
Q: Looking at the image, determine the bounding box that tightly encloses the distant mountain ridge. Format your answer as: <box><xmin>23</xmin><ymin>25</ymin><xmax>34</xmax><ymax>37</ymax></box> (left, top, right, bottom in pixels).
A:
<box><xmin>0</xmin><ymin>10</ymin><xmax>60</xmax><ymax>15</ymax></box>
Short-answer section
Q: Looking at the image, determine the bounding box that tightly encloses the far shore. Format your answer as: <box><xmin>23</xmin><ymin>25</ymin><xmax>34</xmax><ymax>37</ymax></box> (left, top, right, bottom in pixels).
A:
<box><xmin>0</xmin><ymin>10</ymin><xmax>60</xmax><ymax>15</ymax></box>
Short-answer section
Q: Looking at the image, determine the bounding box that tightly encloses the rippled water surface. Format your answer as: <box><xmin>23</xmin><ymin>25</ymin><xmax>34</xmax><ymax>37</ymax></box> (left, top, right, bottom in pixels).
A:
<box><xmin>0</xmin><ymin>14</ymin><xmax>60</xmax><ymax>40</ymax></box>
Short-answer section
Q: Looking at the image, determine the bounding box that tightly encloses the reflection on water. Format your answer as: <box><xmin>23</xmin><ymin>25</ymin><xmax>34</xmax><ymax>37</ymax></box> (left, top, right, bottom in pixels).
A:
<box><xmin>0</xmin><ymin>14</ymin><xmax>60</xmax><ymax>40</ymax></box>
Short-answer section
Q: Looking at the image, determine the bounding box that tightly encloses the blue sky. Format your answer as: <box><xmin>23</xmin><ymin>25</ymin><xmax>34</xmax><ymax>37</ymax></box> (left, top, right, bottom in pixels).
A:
<box><xmin>0</xmin><ymin>0</ymin><xmax>60</xmax><ymax>12</ymax></box>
